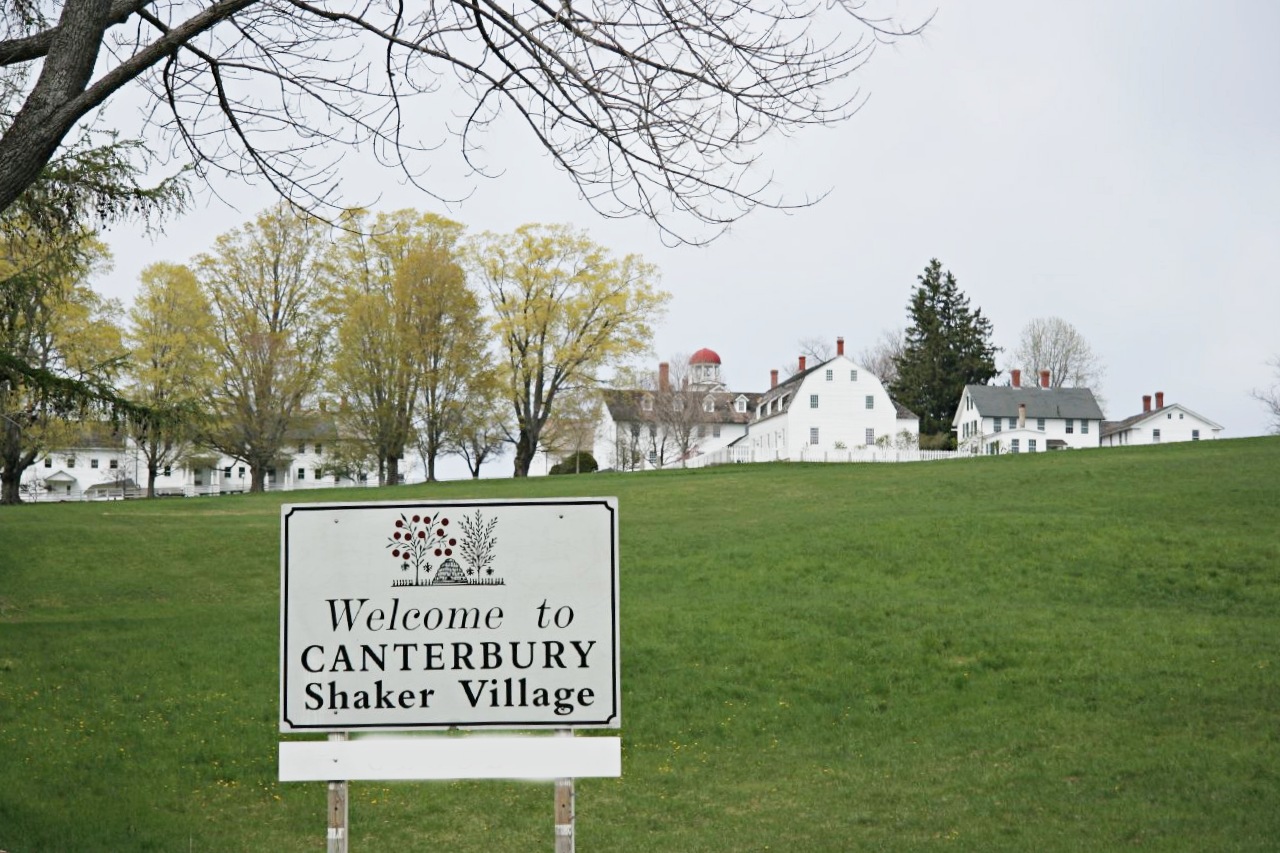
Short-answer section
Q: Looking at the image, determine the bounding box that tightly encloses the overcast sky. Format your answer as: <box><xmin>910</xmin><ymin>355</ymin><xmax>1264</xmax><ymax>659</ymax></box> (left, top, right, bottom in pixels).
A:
<box><xmin>94</xmin><ymin>1</ymin><xmax>1280</xmax><ymax>476</ymax></box>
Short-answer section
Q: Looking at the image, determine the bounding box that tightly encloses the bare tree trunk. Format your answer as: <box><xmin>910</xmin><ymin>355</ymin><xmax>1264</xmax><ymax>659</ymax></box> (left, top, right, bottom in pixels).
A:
<box><xmin>146</xmin><ymin>465</ymin><xmax>157</xmax><ymax>499</ymax></box>
<box><xmin>513</xmin><ymin>431</ymin><xmax>537</xmax><ymax>478</ymax></box>
<box><xmin>1</xmin><ymin>468</ymin><xmax>22</xmax><ymax>505</ymax></box>
<box><xmin>386</xmin><ymin>456</ymin><xmax>400</xmax><ymax>486</ymax></box>
<box><xmin>250</xmin><ymin>466</ymin><xmax>267</xmax><ymax>493</ymax></box>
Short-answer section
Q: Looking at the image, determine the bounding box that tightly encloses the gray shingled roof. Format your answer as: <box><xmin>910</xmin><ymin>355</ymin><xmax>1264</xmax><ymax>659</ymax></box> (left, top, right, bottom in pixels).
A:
<box><xmin>964</xmin><ymin>385</ymin><xmax>1104</xmax><ymax>420</ymax></box>
<box><xmin>603</xmin><ymin>389</ymin><xmax>761</xmax><ymax>425</ymax></box>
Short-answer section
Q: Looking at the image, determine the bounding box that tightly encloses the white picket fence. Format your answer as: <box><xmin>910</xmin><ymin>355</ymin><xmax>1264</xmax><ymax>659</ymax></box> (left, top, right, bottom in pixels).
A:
<box><xmin>684</xmin><ymin>445</ymin><xmax>961</xmax><ymax>468</ymax></box>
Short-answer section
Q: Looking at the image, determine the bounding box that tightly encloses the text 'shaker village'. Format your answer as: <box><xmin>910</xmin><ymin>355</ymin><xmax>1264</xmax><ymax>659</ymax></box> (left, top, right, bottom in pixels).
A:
<box><xmin>280</xmin><ymin>499</ymin><xmax>620</xmax><ymax>731</ymax></box>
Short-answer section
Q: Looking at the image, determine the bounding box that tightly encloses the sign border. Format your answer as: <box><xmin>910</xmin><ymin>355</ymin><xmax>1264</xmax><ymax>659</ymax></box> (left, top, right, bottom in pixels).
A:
<box><xmin>280</xmin><ymin>497</ymin><xmax>620</xmax><ymax>732</ymax></box>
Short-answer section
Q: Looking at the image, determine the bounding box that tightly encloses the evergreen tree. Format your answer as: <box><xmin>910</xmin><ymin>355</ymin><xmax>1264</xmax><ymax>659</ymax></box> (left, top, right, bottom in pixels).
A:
<box><xmin>890</xmin><ymin>259</ymin><xmax>998</xmax><ymax>445</ymax></box>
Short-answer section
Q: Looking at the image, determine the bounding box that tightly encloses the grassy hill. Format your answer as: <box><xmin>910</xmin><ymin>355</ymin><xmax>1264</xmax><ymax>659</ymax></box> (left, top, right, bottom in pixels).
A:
<box><xmin>2</xmin><ymin>438</ymin><xmax>1278</xmax><ymax>851</ymax></box>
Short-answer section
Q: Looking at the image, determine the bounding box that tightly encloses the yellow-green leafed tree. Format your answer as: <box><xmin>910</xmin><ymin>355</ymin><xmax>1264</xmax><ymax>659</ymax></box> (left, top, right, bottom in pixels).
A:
<box><xmin>0</xmin><ymin>225</ymin><xmax>122</xmax><ymax>504</ymax></box>
<box><xmin>330</xmin><ymin>210</ymin><xmax>482</xmax><ymax>484</ymax></box>
<box><xmin>469</xmin><ymin>224</ymin><xmax>669</xmax><ymax>477</ymax></box>
<box><xmin>125</xmin><ymin>262</ymin><xmax>216</xmax><ymax>497</ymax></box>
<box><xmin>196</xmin><ymin>204</ymin><xmax>334</xmax><ymax>493</ymax></box>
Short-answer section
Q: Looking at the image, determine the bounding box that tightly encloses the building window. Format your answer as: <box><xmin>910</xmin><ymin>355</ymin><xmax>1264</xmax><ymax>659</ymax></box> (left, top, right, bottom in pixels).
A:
<box><xmin>43</xmin><ymin>457</ymin><xmax>51</xmax><ymax>468</ymax></box>
<box><xmin>163</xmin><ymin>465</ymin><xmax>171</xmax><ymax>477</ymax></box>
<box><xmin>238</xmin><ymin>466</ymin><xmax>246</xmax><ymax>478</ymax></box>
<box><xmin>1008</xmin><ymin>418</ymin><xmax>1017</xmax><ymax>430</ymax></box>
<box><xmin>734</xmin><ymin>397</ymin><xmax>746</xmax><ymax>413</ymax></box>
<box><xmin>1036</xmin><ymin>417</ymin><xmax>1045</xmax><ymax>431</ymax></box>
<box><xmin>641</xmin><ymin>394</ymin><xmax>653</xmax><ymax>412</ymax></box>
<box><xmin>91</xmin><ymin>458</ymin><xmax>99</xmax><ymax>469</ymax></box>
<box><xmin>1081</xmin><ymin>420</ymin><xmax>1089</xmax><ymax>434</ymax></box>
<box><xmin>1066</xmin><ymin>418</ymin><xmax>1075</xmax><ymax>434</ymax></box>
<box><xmin>297</xmin><ymin>443</ymin><xmax>306</xmax><ymax>454</ymax></box>
<box><xmin>297</xmin><ymin>468</ymin><xmax>306</xmax><ymax>480</ymax></box>
<box><xmin>67</xmin><ymin>457</ymin><xmax>76</xmax><ymax>468</ymax></box>
<box><xmin>713</xmin><ymin>425</ymin><xmax>721</xmax><ymax>437</ymax></box>
<box><xmin>809</xmin><ymin>394</ymin><xmax>819</xmax><ymax>409</ymax></box>
<box><xmin>1192</xmin><ymin>429</ymin><xmax>1200</xmax><ymax>440</ymax></box>
<box><xmin>1011</xmin><ymin>439</ymin><xmax>1020</xmax><ymax>453</ymax></box>
<box><xmin>696</xmin><ymin>425</ymin><xmax>705</xmax><ymax>437</ymax></box>
<box><xmin>223</xmin><ymin>466</ymin><xmax>232</xmax><ymax>476</ymax></box>
<box><xmin>703</xmin><ymin>396</ymin><xmax>715</xmax><ymax>413</ymax></box>
<box><xmin>315</xmin><ymin>443</ymin><xmax>323</xmax><ymax>454</ymax></box>
<box><xmin>865</xmin><ymin>428</ymin><xmax>875</xmax><ymax>445</ymax></box>
<box><xmin>1029</xmin><ymin>439</ymin><xmax>1037</xmax><ymax>452</ymax></box>
<box><xmin>1152</xmin><ymin>429</ymin><xmax>1161</xmax><ymax>443</ymax></box>
<box><xmin>993</xmin><ymin>420</ymin><xmax>1002</xmax><ymax>433</ymax></box>
<box><xmin>825</xmin><ymin>369</ymin><xmax>833</xmax><ymax>381</ymax></box>
<box><xmin>865</xmin><ymin>395</ymin><xmax>874</xmax><ymax>410</ymax></box>
<box><xmin>850</xmin><ymin>369</ymin><xmax>858</xmax><ymax>382</ymax></box>
<box><xmin>109</xmin><ymin>459</ymin><xmax>118</xmax><ymax>469</ymax></box>
<box><xmin>809</xmin><ymin>427</ymin><xmax>819</xmax><ymax>445</ymax></box>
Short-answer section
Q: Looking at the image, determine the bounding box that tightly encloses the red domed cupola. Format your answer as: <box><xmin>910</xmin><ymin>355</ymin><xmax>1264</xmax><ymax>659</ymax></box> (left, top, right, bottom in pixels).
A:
<box><xmin>688</xmin><ymin>347</ymin><xmax>724</xmax><ymax>389</ymax></box>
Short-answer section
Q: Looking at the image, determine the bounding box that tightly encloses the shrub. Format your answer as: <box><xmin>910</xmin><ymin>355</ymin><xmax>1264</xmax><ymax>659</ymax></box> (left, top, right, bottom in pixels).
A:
<box><xmin>549</xmin><ymin>451</ymin><xmax>598</xmax><ymax>475</ymax></box>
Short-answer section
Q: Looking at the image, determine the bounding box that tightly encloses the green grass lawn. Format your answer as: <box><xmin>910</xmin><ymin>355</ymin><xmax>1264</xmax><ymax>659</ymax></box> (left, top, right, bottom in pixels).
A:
<box><xmin>2</xmin><ymin>438</ymin><xmax>1278</xmax><ymax>851</ymax></box>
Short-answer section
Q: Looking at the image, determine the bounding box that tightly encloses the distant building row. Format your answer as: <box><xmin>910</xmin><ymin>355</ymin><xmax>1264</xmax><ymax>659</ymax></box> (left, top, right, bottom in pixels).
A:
<box><xmin>19</xmin><ymin>417</ymin><xmax>371</xmax><ymax>501</ymax></box>
<box><xmin>596</xmin><ymin>341</ymin><xmax>1223</xmax><ymax>469</ymax></box>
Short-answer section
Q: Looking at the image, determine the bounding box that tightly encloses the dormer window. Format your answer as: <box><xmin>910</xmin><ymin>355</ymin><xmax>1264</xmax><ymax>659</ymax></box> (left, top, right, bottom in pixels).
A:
<box><xmin>703</xmin><ymin>395</ymin><xmax>715</xmax><ymax>413</ymax></box>
<box><xmin>734</xmin><ymin>396</ymin><xmax>747</xmax><ymax>413</ymax></box>
<box><xmin>641</xmin><ymin>394</ymin><xmax>653</xmax><ymax>412</ymax></box>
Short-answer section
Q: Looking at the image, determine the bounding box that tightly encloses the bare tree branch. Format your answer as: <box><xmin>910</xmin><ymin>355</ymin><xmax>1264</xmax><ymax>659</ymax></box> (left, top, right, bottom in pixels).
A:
<box><xmin>0</xmin><ymin>0</ymin><xmax>927</xmax><ymax>244</ymax></box>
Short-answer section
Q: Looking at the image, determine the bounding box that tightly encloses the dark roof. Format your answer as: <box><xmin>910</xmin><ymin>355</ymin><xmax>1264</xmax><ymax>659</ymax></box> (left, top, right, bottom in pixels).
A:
<box><xmin>62</xmin><ymin>422</ymin><xmax>127</xmax><ymax>450</ymax></box>
<box><xmin>963</xmin><ymin>385</ymin><xmax>1104</xmax><ymax>421</ymax></box>
<box><xmin>284</xmin><ymin>414</ymin><xmax>342</xmax><ymax>442</ymax></box>
<box><xmin>603</xmin><ymin>389</ymin><xmax>760</xmax><ymax>425</ymax></box>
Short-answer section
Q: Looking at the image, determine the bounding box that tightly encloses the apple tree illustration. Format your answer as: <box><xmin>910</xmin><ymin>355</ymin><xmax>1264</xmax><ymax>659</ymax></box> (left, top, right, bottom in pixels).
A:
<box><xmin>388</xmin><ymin>512</ymin><xmax>456</xmax><ymax>585</ymax></box>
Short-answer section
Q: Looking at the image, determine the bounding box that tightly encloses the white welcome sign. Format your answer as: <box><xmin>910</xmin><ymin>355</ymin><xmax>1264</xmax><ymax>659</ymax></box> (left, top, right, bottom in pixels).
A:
<box><xmin>280</xmin><ymin>498</ymin><xmax>620</xmax><ymax>732</ymax></box>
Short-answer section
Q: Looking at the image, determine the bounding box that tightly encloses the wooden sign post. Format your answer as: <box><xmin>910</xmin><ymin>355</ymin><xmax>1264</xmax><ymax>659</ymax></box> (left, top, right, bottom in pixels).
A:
<box><xmin>279</xmin><ymin>498</ymin><xmax>622</xmax><ymax>848</ymax></box>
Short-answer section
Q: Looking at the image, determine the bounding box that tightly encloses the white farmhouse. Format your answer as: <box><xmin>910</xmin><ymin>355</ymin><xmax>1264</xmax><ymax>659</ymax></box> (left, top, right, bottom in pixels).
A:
<box><xmin>746</xmin><ymin>337</ymin><xmax>918</xmax><ymax>460</ymax></box>
<box><xmin>1100</xmin><ymin>391</ymin><xmax>1223</xmax><ymax>447</ymax></box>
<box><xmin>953</xmin><ymin>369</ymin><xmax>1104</xmax><ymax>454</ymax></box>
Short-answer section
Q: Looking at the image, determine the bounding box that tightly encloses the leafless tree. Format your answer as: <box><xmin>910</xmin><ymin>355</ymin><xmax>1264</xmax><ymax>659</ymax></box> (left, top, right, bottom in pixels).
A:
<box><xmin>0</xmin><ymin>1</ymin><xmax>924</xmax><ymax>243</ymax></box>
<box><xmin>652</xmin><ymin>356</ymin><xmax>714</xmax><ymax>466</ymax></box>
<box><xmin>1252</xmin><ymin>356</ymin><xmax>1280</xmax><ymax>435</ymax></box>
<box><xmin>857</xmin><ymin>327</ymin><xmax>904</xmax><ymax>385</ymax></box>
<box><xmin>1008</xmin><ymin>317</ymin><xmax>1106</xmax><ymax>391</ymax></box>
<box><xmin>783</xmin><ymin>336</ymin><xmax>835</xmax><ymax>377</ymax></box>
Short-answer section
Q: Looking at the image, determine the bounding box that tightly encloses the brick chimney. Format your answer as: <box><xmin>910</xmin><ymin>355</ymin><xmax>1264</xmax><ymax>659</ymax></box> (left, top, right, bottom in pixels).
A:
<box><xmin>658</xmin><ymin>362</ymin><xmax>670</xmax><ymax>392</ymax></box>
<box><xmin>1018</xmin><ymin>403</ymin><xmax>1027</xmax><ymax>429</ymax></box>
<box><xmin>1155</xmin><ymin>391</ymin><xmax>1164</xmax><ymax>409</ymax></box>
<box><xmin>798</xmin><ymin>355</ymin><xmax>806</xmax><ymax>373</ymax></box>
<box><xmin>770</xmin><ymin>369</ymin><xmax>778</xmax><ymax>389</ymax></box>
<box><xmin>1011</xmin><ymin>369</ymin><xmax>1021</xmax><ymax>388</ymax></box>
<box><xmin>1143</xmin><ymin>394</ymin><xmax>1152</xmax><ymax>412</ymax></box>
<box><xmin>836</xmin><ymin>336</ymin><xmax>845</xmax><ymax>357</ymax></box>
<box><xmin>1039</xmin><ymin>369</ymin><xmax>1050</xmax><ymax>389</ymax></box>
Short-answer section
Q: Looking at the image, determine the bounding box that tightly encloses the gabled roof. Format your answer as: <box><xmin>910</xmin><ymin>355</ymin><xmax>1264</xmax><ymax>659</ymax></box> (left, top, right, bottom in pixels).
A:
<box><xmin>1100</xmin><ymin>403</ymin><xmax>1224</xmax><ymax>439</ymax></box>
<box><xmin>602</xmin><ymin>389</ymin><xmax>761</xmax><ymax>425</ymax></box>
<box><xmin>893</xmin><ymin>400</ymin><xmax>919</xmax><ymax>421</ymax></box>
<box><xmin>962</xmin><ymin>385</ymin><xmax>1104</xmax><ymax>421</ymax></box>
